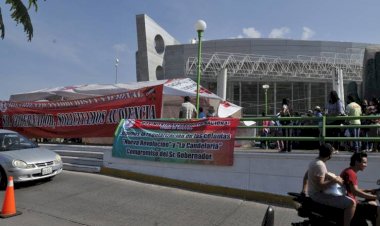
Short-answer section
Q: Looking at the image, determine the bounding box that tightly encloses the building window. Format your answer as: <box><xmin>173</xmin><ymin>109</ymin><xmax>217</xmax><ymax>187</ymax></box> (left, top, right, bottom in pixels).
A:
<box><xmin>154</xmin><ymin>35</ymin><xmax>165</xmax><ymax>54</ymax></box>
<box><xmin>156</xmin><ymin>66</ymin><xmax>164</xmax><ymax>80</ymax></box>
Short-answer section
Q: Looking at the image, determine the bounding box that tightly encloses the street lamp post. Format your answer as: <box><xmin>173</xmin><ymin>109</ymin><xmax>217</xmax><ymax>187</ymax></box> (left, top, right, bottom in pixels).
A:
<box><xmin>262</xmin><ymin>84</ymin><xmax>270</xmax><ymax>115</ymax></box>
<box><xmin>262</xmin><ymin>84</ymin><xmax>270</xmax><ymax>150</ymax></box>
<box><xmin>115</xmin><ymin>58</ymin><xmax>119</xmax><ymax>84</ymax></box>
<box><xmin>194</xmin><ymin>20</ymin><xmax>207</xmax><ymax>115</ymax></box>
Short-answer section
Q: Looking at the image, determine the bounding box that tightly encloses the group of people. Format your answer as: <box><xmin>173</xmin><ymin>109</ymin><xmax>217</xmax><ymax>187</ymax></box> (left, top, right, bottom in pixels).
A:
<box><xmin>178</xmin><ymin>96</ymin><xmax>216</xmax><ymax>119</ymax></box>
<box><xmin>260</xmin><ymin>90</ymin><xmax>380</xmax><ymax>153</ymax></box>
<box><xmin>260</xmin><ymin>98</ymin><xmax>294</xmax><ymax>152</ymax></box>
<box><xmin>325</xmin><ymin>90</ymin><xmax>380</xmax><ymax>153</ymax></box>
<box><xmin>302</xmin><ymin>143</ymin><xmax>380</xmax><ymax>226</ymax></box>
<box><xmin>261</xmin><ymin>97</ymin><xmax>320</xmax><ymax>152</ymax></box>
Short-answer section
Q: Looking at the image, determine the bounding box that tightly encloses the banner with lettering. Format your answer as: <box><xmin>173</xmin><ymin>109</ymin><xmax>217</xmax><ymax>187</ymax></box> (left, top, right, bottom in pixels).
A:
<box><xmin>112</xmin><ymin>118</ymin><xmax>240</xmax><ymax>165</ymax></box>
<box><xmin>0</xmin><ymin>85</ymin><xmax>163</xmax><ymax>138</ymax></box>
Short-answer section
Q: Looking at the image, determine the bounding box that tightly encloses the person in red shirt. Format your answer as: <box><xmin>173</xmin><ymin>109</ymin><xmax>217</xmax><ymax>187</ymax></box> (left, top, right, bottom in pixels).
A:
<box><xmin>340</xmin><ymin>152</ymin><xmax>380</xmax><ymax>225</ymax></box>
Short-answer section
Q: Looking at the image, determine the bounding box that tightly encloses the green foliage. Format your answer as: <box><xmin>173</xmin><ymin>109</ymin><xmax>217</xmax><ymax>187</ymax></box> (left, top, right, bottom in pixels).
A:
<box><xmin>1</xmin><ymin>0</ymin><xmax>44</xmax><ymax>41</ymax></box>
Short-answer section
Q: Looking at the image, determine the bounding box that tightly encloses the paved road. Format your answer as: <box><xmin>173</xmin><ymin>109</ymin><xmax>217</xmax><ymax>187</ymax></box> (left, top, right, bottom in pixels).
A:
<box><xmin>0</xmin><ymin>171</ymin><xmax>304</xmax><ymax>226</ymax></box>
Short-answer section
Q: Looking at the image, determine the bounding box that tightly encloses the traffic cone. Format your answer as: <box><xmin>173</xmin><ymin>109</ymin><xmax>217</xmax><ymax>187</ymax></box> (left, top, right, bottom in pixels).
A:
<box><xmin>0</xmin><ymin>176</ymin><xmax>22</xmax><ymax>218</ymax></box>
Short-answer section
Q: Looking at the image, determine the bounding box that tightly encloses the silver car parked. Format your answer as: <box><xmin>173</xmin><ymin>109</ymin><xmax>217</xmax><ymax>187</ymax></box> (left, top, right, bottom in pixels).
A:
<box><xmin>0</xmin><ymin>129</ymin><xmax>63</xmax><ymax>188</ymax></box>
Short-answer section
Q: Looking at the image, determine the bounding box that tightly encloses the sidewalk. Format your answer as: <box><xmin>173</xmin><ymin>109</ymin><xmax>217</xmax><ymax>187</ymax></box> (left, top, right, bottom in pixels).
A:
<box><xmin>234</xmin><ymin>145</ymin><xmax>380</xmax><ymax>155</ymax></box>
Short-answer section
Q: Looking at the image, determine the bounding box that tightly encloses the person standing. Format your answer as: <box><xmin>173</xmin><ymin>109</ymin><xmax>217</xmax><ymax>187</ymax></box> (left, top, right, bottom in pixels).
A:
<box><xmin>367</xmin><ymin>98</ymin><xmax>380</xmax><ymax>152</ymax></box>
<box><xmin>325</xmin><ymin>90</ymin><xmax>346</xmax><ymax>150</ymax></box>
<box><xmin>278</xmin><ymin>98</ymin><xmax>292</xmax><ymax>152</ymax></box>
<box><xmin>179</xmin><ymin>96</ymin><xmax>197</xmax><ymax>119</ymax></box>
<box><xmin>314</xmin><ymin>106</ymin><xmax>323</xmax><ymax>145</ymax></box>
<box><xmin>261</xmin><ymin>112</ymin><xmax>271</xmax><ymax>149</ymax></box>
<box><xmin>272</xmin><ymin>117</ymin><xmax>284</xmax><ymax>151</ymax></box>
<box><xmin>361</xmin><ymin>99</ymin><xmax>370</xmax><ymax>152</ymax></box>
<box><xmin>346</xmin><ymin>94</ymin><xmax>362</xmax><ymax>152</ymax></box>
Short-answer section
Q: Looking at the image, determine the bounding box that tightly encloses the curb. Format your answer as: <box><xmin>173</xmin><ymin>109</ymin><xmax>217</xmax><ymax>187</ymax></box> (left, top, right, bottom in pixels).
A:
<box><xmin>100</xmin><ymin>167</ymin><xmax>295</xmax><ymax>208</ymax></box>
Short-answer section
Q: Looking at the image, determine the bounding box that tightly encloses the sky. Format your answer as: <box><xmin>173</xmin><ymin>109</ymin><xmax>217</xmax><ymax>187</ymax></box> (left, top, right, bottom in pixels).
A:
<box><xmin>1</xmin><ymin>0</ymin><xmax>380</xmax><ymax>100</ymax></box>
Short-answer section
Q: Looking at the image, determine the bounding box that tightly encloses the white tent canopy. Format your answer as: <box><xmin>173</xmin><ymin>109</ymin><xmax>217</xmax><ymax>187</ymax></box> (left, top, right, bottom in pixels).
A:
<box><xmin>10</xmin><ymin>78</ymin><xmax>224</xmax><ymax>101</ymax></box>
<box><xmin>10</xmin><ymin>78</ymin><xmax>242</xmax><ymax>118</ymax></box>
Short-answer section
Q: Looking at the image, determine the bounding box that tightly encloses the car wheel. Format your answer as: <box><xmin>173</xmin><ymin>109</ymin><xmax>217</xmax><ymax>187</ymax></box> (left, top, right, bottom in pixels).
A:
<box><xmin>0</xmin><ymin>167</ymin><xmax>7</xmax><ymax>190</ymax></box>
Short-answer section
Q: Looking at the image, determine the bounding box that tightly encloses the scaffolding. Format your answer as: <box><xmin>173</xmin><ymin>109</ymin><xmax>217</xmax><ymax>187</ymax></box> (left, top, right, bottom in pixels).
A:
<box><xmin>185</xmin><ymin>51</ymin><xmax>364</xmax><ymax>82</ymax></box>
<box><xmin>185</xmin><ymin>51</ymin><xmax>364</xmax><ymax>115</ymax></box>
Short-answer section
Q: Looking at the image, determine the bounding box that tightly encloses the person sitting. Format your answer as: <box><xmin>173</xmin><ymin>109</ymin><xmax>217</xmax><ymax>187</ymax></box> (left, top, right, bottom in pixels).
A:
<box><xmin>302</xmin><ymin>143</ymin><xmax>356</xmax><ymax>226</ymax></box>
<box><xmin>340</xmin><ymin>152</ymin><xmax>380</xmax><ymax>225</ymax></box>
<box><xmin>198</xmin><ymin>107</ymin><xmax>206</xmax><ymax>118</ymax></box>
<box><xmin>206</xmin><ymin>106</ymin><xmax>216</xmax><ymax>117</ymax></box>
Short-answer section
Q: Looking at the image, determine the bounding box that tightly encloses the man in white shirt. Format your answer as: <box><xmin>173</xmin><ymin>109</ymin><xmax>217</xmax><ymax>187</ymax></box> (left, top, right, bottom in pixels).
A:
<box><xmin>179</xmin><ymin>96</ymin><xmax>197</xmax><ymax>119</ymax></box>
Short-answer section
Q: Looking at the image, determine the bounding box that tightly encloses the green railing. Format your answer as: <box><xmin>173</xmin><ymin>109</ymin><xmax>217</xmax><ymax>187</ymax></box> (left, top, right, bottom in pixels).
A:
<box><xmin>237</xmin><ymin>115</ymin><xmax>380</xmax><ymax>143</ymax></box>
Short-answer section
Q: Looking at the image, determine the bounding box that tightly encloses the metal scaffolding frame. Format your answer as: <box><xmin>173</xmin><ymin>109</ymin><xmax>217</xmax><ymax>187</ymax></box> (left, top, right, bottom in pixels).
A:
<box><xmin>185</xmin><ymin>51</ymin><xmax>364</xmax><ymax>82</ymax></box>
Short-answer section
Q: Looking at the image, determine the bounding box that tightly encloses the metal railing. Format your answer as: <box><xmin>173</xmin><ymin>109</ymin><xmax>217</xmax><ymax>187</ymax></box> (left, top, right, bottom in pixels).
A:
<box><xmin>237</xmin><ymin>115</ymin><xmax>380</xmax><ymax>143</ymax></box>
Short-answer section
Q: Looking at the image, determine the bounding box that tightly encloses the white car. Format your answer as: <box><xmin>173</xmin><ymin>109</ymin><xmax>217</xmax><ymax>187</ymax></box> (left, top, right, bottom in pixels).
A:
<box><xmin>0</xmin><ymin>129</ymin><xmax>63</xmax><ymax>188</ymax></box>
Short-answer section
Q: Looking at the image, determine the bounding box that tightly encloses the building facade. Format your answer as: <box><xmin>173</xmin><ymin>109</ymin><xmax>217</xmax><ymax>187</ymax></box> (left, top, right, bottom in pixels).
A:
<box><xmin>136</xmin><ymin>14</ymin><xmax>377</xmax><ymax>116</ymax></box>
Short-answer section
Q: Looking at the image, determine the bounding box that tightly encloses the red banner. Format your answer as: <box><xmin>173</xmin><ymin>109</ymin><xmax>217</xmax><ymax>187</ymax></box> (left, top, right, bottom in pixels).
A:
<box><xmin>0</xmin><ymin>85</ymin><xmax>163</xmax><ymax>138</ymax></box>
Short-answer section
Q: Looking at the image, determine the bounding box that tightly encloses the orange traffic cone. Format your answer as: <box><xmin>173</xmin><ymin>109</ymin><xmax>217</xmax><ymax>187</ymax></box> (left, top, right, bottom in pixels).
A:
<box><xmin>0</xmin><ymin>176</ymin><xmax>22</xmax><ymax>218</ymax></box>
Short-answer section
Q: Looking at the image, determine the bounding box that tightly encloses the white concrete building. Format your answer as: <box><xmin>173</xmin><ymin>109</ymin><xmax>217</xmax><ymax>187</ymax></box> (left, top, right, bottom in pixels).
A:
<box><xmin>136</xmin><ymin>14</ymin><xmax>378</xmax><ymax>115</ymax></box>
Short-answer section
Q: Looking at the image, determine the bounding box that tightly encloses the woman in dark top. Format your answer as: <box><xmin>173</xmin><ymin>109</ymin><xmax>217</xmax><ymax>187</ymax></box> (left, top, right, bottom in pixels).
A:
<box><xmin>325</xmin><ymin>91</ymin><xmax>345</xmax><ymax>116</ymax></box>
<box><xmin>325</xmin><ymin>90</ymin><xmax>345</xmax><ymax>150</ymax></box>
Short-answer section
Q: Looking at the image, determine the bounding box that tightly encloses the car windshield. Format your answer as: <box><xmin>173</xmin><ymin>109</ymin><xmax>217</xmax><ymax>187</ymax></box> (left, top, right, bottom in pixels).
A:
<box><xmin>0</xmin><ymin>133</ymin><xmax>38</xmax><ymax>151</ymax></box>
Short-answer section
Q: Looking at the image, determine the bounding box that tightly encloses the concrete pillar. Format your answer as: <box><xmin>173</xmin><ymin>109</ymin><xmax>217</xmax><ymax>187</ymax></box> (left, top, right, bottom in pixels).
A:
<box><xmin>257</xmin><ymin>82</ymin><xmax>260</xmax><ymax>116</ymax></box>
<box><xmin>308</xmin><ymin>83</ymin><xmax>312</xmax><ymax>110</ymax></box>
<box><xmin>333</xmin><ymin>68</ymin><xmax>345</xmax><ymax>105</ymax></box>
<box><xmin>217</xmin><ymin>68</ymin><xmax>227</xmax><ymax>100</ymax></box>
<box><xmin>325</xmin><ymin>83</ymin><xmax>328</xmax><ymax>109</ymax></box>
<box><xmin>239</xmin><ymin>81</ymin><xmax>242</xmax><ymax>106</ymax></box>
<box><xmin>274</xmin><ymin>82</ymin><xmax>277</xmax><ymax>115</ymax></box>
<box><xmin>291</xmin><ymin>82</ymin><xmax>294</xmax><ymax>109</ymax></box>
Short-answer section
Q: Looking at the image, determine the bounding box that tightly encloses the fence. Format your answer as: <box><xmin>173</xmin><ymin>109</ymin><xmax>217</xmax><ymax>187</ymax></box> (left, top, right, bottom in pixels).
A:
<box><xmin>237</xmin><ymin>115</ymin><xmax>380</xmax><ymax>148</ymax></box>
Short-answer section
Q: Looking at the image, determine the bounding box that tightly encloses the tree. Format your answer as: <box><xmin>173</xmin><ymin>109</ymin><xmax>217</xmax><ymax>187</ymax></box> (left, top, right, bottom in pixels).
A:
<box><xmin>0</xmin><ymin>0</ymin><xmax>43</xmax><ymax>41</ymax></box>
